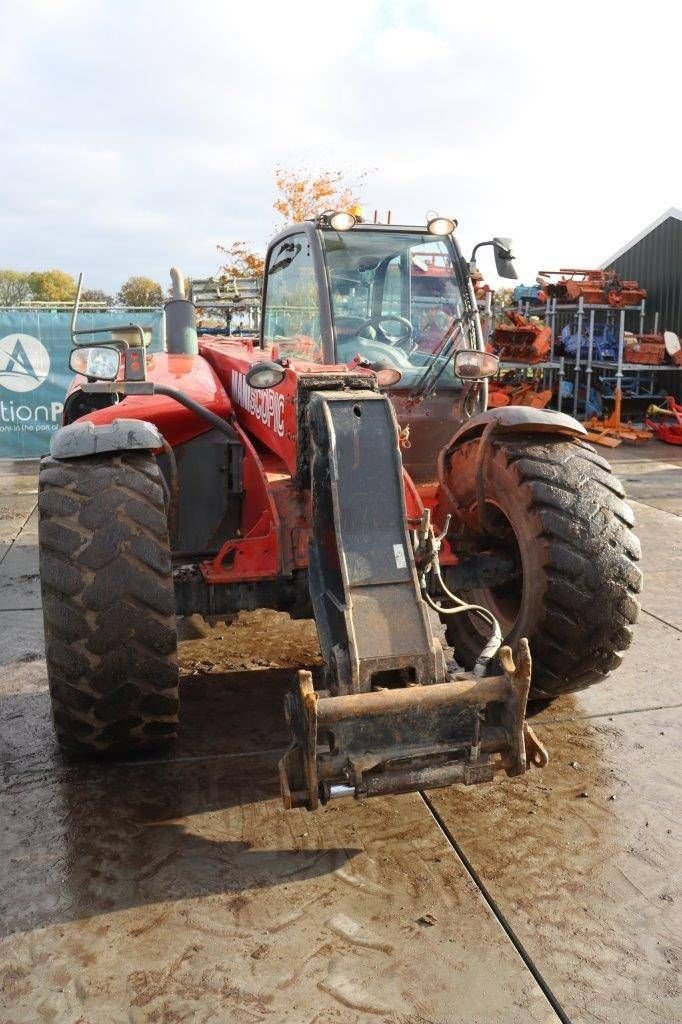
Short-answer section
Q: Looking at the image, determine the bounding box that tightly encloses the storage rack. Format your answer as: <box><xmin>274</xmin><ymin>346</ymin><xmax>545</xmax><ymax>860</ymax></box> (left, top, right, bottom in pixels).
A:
<box><xmin>491</xmin><ymin>299</ymin><xmax>566</xmax><ymax>411</ymax></box>
<box><xmin>507</xmin><ymin>295</ymin><xmax>681</xmax><ymax>420</ymax></box>
<box><xmin>544</xmin><ymin>296</ymin><xmax>646</xmax><ymax>418</ymax></box>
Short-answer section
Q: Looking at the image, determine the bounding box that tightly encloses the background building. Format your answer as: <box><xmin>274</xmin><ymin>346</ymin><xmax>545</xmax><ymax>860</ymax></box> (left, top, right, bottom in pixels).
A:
<box><xmin>602</xmin><ymin>207</ymin><xmax>682</xmax><ymax>335</ymax></box>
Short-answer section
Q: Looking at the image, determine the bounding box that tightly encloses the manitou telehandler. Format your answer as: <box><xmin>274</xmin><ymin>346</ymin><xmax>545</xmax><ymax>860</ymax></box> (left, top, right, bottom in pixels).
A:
<box><xmin>38</xmin><ymin>211</ymin><xmax>641</xmax><ymax>809</ymax></box>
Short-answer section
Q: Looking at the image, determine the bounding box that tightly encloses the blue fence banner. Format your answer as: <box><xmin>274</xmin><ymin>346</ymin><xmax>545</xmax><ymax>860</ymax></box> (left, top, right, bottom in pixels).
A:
<box><xmin>0</xmin><ymin>310</ymin><xmax>164</xmax><ymax>459</ymax></box>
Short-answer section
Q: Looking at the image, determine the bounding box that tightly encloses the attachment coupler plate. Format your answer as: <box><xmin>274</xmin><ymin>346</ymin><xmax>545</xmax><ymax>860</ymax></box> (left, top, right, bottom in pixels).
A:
<box><xmin>279</xmin><ymin>639</ymin><xmax>548</xmax><ymax>811</ymax></box>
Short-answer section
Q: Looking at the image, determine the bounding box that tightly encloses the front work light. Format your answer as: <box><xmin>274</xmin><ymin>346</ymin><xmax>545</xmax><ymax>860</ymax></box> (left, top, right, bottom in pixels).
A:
<box><xmin>69</xmin><ymin>345</ymin><xmax>121</xmax><ymax>380</ymax></box>
<box><xmin>426</xmin><ymin>215</ymin><xmax>457</xmax><ymax>236</ymax></box>
<box><xmin>245</xmin><ymin>361</ymin><xmax>286</xmax><ymax>389</ymax></box>
<box><xmin>329</xmin><ymin>210</ymin><xmax>357</xmax><ymax>231</ymax></box>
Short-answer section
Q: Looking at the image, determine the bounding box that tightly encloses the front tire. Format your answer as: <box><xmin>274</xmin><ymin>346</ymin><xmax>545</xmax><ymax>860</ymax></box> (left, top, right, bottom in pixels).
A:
<box><xmin>441</xmin><ymin>434</ymin><xmax>642</xmax><ymax>698</ymax></box>
<box><xmin>38</xmin><ymin>450</ymin><xmax>179</xmax><ymax>754</ymax></box>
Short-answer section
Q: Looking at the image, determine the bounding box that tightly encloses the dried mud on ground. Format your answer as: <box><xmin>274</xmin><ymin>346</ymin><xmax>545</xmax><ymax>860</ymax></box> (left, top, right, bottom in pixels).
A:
<box><xmin>177</xmin><ymin>609</ymin><xmax>323</xmax><ymax>675</ymax></box>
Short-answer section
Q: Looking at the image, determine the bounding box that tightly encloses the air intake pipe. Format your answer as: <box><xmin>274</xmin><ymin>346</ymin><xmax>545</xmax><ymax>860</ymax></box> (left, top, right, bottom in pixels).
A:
<box><xmin>165</xmin><ymin>267</ymin><xmax>198</xmax><ymax>355</ymax></box>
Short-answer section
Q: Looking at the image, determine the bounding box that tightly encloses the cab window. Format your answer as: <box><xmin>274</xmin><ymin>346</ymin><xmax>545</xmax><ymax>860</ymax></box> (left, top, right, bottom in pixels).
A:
<box><xmin>324</xmin><ymin>230</ymin><xmax>466</xmax><ymax>387</ymax></box>
<box><xmin>263</xmin><ymin>234</ymin><xmax>323</xmax><ymax>362</ymax></box>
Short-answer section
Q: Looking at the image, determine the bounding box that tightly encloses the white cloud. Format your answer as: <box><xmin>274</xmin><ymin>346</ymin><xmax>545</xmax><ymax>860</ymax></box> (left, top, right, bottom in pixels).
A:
<box><xmin>0</xmin><ymin>0</ymin><xmax>679</xmax><ymax>291</ymax></box>
<box><xmin>373</xmin><ymin>27</ymin><xmax>450</xmax><ymax>67</ymax></box>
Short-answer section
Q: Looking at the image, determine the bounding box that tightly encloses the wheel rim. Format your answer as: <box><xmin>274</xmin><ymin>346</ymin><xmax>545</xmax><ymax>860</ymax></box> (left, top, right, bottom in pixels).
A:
<box><xmin>458</xmin><ymin>502</ymin><xmax>523</xmax><ymax>640</ymax></box>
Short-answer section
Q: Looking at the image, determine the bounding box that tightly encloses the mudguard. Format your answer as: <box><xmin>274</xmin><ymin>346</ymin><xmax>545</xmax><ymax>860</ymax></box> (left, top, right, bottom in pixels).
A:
<box><xmin>444</xmin><ymin>406</ymin><xmax>587</xmax><ymax>451</ymax></box>
<box><xmin>437</xmin><ymin>406</ymin><xmax>587</xmax><ymax>518</ymax></box>
<box><xmin>50</xmin><ymin>418</ymin><xmax>163</xmax><ymax>459</ymax></box>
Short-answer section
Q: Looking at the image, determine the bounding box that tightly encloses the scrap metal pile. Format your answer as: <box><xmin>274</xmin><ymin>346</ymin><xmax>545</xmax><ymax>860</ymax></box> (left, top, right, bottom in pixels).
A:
<box><xmin>538</xmin><ymin>268</ymin><xmax>647</xmax><ymax>308</ymax></box>
<box><xmin>490</xmin><ymin>311</ymin><xmax>551</xmax><ymax>364</ymax></box>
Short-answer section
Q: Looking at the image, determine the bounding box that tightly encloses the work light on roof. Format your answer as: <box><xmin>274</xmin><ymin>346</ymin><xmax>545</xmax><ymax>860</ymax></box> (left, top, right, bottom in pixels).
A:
<box><xmin>426</xmin><ymin>214</ymin><xmax>457</xmax><ymax>236</ymax></box>
<box><xmin>328</xmin><ymin>210</ymin><xmax>357</xmax><ymax>231</ymax></box>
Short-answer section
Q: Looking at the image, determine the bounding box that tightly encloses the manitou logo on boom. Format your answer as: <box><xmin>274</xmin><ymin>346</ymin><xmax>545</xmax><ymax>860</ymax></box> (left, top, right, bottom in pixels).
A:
<box><xmin>231</xmin><ymin>369</ymin><xmax>285</xmax><ymax>437</ymax></box>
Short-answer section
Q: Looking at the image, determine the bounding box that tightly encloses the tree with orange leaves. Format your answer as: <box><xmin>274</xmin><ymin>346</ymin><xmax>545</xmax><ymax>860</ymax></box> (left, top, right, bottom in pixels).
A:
<box><xmin>217</xmin><ymin>166</ymin><xmax>368</xmax><ymax>278</ymax></box>
<box><xmin>273</xmin><ymin>166</ymin><xmax>367</xmax><ymax>226</ymax></box>
<box><xmin>216</xmin><ymin>240</ymin><xmax>265</xmax><ymax>279</ymax></box>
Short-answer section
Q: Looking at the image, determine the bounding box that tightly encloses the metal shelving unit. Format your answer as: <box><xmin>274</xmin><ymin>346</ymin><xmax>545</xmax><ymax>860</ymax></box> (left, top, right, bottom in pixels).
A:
<box><xmin>493</xmin><ymin>302</ymin><xmax>566</xmax><ymax>410</ymax></box>
<box><xmin>492</xmin><ymin>294</ymin><xmax>682</xmax><ymax>419</ymax></box>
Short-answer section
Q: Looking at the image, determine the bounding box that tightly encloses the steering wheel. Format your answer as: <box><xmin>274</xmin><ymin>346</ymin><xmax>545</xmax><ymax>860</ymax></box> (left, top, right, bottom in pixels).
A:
<box><xmin>356</xmin><ymin>313</ymin><xmax>414</xmax><ymax>348</ymax></box>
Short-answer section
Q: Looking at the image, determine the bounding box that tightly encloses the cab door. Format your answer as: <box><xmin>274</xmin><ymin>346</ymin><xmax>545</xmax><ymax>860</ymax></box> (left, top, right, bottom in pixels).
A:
<box><xmin>261</xmin><ymin>231</ymin><xmax>329</xmax><ymax>364</ymax></box>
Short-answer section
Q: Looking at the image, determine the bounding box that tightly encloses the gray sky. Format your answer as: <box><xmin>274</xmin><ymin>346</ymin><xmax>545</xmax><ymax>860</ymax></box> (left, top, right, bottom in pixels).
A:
<box><xmin>2</xmin><ymin>0</ymin><xmax>679</xmax><ymax>293</ymax></box>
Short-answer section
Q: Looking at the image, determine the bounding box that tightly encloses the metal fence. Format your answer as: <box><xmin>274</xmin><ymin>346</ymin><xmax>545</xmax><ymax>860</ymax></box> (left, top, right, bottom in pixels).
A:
<box><xmin>0</xmin><ymin>308</ymin><xmax>164</xmax><ymax>459</ymax></box>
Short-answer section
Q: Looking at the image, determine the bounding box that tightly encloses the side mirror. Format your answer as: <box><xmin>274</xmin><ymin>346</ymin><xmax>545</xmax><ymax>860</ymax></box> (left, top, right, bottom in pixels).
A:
<box><xmin>454</xmin><ymin>349</ymin><xmax>499</xmax><ymax>380</ymax></box>
<box><xmin>493</xmin><ymin>237</ymin><xmax>518</xmax><ymax>280</ymax></box>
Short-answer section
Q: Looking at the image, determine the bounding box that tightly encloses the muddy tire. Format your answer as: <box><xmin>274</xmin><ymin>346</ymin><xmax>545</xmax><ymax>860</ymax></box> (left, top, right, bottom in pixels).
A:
<box><xmin>441</xmin><ymin>434</ymin><xmax>641</xmax><ymax>699</ymax></box>
<box><xmin>38</xmin><ymin>450</ymin><xmax>179</xmax><ymax>754</ymax></box>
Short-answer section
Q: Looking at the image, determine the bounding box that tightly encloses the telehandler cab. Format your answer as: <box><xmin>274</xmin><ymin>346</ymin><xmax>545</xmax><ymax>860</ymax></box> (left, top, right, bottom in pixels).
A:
<box><xmin>38</xmin><ymin>212</ymin><xmax>641</xmax><ymax>809</ymax></box>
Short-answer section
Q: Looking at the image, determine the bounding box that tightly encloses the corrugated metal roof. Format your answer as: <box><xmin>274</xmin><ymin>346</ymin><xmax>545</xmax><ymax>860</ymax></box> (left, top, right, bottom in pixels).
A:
<box><xmin>600</xmin><ymin>208</ymin><xmax>682</xmax><ymax>268</ymax></box>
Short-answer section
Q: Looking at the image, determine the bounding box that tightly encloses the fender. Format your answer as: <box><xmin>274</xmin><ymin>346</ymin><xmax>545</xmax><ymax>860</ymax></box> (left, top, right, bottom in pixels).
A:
<box><xmin>50</xmin><ymin>418</ymin><xmax>164</xmax><ymax>459</ymax></box>
<box><xmin>439</xmin><ymin>405</ymin><xmax>586</xmax><ymax>462</ymax></box>
<box><xmin>436</xmin><ymin>406</ymin><xmax>587</xmax><ymax>522</ymax></box>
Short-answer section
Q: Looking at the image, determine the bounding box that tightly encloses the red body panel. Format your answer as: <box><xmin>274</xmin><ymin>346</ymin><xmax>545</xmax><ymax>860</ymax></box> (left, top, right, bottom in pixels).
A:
<box><xmin>67</xmin><ymin>336</ymin><xmax>436</xmax><ymax>585</ymax></box>
<box><xmin>198</xmin><ymin>337</ymin><xmax>375</xmax><ymax>477</ymax></box>
<box><xmin>73</xmin><ymin>352</ymin><xmax>232</xmax><ymax>448</ymax></box>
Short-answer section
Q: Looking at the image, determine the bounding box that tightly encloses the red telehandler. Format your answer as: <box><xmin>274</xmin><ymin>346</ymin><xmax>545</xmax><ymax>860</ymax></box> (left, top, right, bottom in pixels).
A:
<box><xmin>38</xmin><ymin>213</ymin><xmax>641</xmax><ymax>809</ymax></box>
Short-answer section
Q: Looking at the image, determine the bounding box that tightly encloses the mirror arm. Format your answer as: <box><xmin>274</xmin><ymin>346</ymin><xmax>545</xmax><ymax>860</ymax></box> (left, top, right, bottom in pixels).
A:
<box><xmin>470</xmin><ymin>239</ymin><xmax>513</xmax><ymax>268</ymax></box>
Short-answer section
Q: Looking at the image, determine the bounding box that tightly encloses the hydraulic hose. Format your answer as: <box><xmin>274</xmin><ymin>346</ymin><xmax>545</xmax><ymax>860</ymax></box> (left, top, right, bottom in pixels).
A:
<box><xmin>415</xmin><ymin>512</ymin><xmax>502</xmax><ymax>676</ymax></box>
<box><xmin>422</xmin><ymin>561</ymin><xmax>502</xmax><ymax>675</ymax></box>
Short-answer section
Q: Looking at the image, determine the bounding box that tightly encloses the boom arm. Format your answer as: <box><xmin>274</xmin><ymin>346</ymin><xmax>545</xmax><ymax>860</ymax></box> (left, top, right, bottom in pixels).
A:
<box><xmin>279</xmin><ymin>388</ymin><xmax>547</xmax><ymax>810</ymax></box>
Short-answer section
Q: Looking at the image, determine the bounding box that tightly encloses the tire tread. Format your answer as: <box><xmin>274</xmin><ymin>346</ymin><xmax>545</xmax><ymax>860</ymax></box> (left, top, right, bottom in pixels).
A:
<box><xmin>39</xmin><ymin>451</ymin><xmax>178</xmax><ymax>753</ymax></box>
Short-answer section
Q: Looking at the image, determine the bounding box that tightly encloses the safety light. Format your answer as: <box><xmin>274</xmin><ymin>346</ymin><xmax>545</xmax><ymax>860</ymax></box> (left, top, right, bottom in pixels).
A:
<box><xmin>426</xmin><ymin>214</ymin><xmax>457</xmax><ymax>236</ymax></box>
<box><xmin>69</xmin><ymin>345</ymin><xmax>121</xmax><ymax>380</ymax></box>
<box><xmin>328</xmin><ymin>210</ymin><xmax>357</xmax><ymax>231</ymax></box>
<box><xmin>245</xmin><ymin>361</ymin><xmax>286</xmax><ymax>389</ymax></box>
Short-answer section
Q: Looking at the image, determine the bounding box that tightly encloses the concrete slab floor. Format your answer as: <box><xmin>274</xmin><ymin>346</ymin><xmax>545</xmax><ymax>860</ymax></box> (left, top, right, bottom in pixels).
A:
<box><xmin>0</xmin><ymin>445</ymin><xmax>680</xmax><ymax>1024</ymax></box>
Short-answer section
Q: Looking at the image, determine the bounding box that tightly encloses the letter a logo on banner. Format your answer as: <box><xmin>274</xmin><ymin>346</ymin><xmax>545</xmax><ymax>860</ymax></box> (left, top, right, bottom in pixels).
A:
<box><xmin>0</xmin><ymin>334</ymin><xmax>51</xmax><ymax>393</ymax></box>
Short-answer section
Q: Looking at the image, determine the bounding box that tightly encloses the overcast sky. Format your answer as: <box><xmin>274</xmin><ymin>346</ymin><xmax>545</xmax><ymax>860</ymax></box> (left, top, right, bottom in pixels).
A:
<box><xmin>1</xmin><ymin>0</ymin><xmax>680</xmax><ymax>293</ymax></box>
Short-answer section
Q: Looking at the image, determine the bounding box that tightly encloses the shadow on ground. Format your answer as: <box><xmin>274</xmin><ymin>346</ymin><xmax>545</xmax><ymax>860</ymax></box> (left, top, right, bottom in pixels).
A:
<box><xmin>1</xmin><ymin>669</ymin><xmax>360</xmax><ymax>939</ymax></box>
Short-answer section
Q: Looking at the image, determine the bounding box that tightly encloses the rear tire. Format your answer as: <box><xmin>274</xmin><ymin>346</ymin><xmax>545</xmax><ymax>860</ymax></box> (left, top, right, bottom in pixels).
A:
<box><xmin>38</xmin><ymin>450</ymin><xmax>179</xmax><ymax>754</ymax></box>
<box><xmin>441</xmin><ymin>434</ymin><xmax>642</xmax><ymax>699</ymax></box>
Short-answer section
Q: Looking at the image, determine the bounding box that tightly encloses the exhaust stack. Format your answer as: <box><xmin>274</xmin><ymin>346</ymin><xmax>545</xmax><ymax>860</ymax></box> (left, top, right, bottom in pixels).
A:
<box><xmin>165</xmin><ymin>267</ymin><xmax>198</xmax><ymax>355</ymax></box>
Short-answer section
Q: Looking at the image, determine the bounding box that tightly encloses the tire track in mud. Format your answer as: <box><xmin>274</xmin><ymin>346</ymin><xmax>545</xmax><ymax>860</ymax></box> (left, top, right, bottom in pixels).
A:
<box><xmin>419</xmin><ymin>789</ymin><xmax>572</xmax><ymax>1024</ymax></box>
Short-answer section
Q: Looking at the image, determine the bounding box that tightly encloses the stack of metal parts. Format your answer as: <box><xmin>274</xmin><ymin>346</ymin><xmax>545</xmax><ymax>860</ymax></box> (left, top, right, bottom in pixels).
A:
<box><xmin>538</xmin><ymin>269</ymin><xmax>647</xmax><ymax>307</ymax></box>
<box><xmin>490</xmin><ymin>311</ymin><xmax>551</xmax><ymax>364</ymax></box>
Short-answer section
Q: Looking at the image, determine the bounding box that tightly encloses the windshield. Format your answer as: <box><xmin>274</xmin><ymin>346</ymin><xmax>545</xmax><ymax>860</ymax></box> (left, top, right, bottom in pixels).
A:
<box><xmin>322</xmin><ymin>228</ymin><xmax>473</xmax><ymax>388</ymax></box>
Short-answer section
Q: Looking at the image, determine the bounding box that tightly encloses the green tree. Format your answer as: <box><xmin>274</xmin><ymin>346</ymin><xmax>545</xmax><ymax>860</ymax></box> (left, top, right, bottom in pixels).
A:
<box><xmin>80</xmin><ymin>287</ymin><xmax>114</xmax><ymax>305</ymax></box>
<box><xmin>117</xmin><ymin>276</ymin><xmax>164</xmax><ymax>307</ymax></box>
<box><xmin>27</xmin><ymin>269</ymin><xmax>78</xmax><ymax>302</ymax></box>
<box><xmin>0</xmin><ymin>270</ymin><xmax>32</xmax><ymax>305</ymax></box>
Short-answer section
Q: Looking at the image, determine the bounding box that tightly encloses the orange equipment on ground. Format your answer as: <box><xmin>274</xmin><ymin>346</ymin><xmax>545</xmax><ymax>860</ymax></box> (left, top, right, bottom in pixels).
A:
<box><xmin>583</xmin><ymin>387</ymin><xmax>651</xmax><ymax>447</ymax></box>
<box><xmin>538</xmin><ymin>269</ymin><xmax>647</xmax><ymax>308</ymax></box>
<box><xmin>490</xmin><ymin>311</ymin><xmax>551</xmax><ymax>364</ymax></box>
<box><xmin>488</xmin><ymin>380</ymin><xmax>553</xmax><ymax>409</ymax></box>
<box><xmin>646</xmin><ymin>397</ymin><xmax>682</xmax><ymax>445</ymax></box>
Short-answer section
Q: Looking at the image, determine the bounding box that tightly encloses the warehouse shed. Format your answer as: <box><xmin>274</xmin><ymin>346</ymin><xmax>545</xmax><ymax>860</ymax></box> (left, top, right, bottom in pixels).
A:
<box><xmin>601</xmin><ymin>207</ymin><xmax>682</xmax><ymax>335</ymax></box>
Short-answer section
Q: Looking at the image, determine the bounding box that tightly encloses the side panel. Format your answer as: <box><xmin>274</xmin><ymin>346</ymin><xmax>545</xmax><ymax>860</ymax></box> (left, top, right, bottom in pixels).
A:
<box><xmin>69</xmin><ymin>353</ymin><xmax>232</xmax><ymax>448</ymax></box>
<box><xmin>156</xmin><ymin>427</ymin><xmax>243</xmax><ymax>557</ymax></box>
